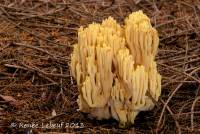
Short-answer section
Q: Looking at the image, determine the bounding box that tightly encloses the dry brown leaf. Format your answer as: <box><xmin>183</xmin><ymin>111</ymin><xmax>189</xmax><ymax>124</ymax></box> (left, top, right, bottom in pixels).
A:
<box><xmin>0</xmin><ymin>94</ymin><xmax>25</xmax><ymax>108</ymax></box>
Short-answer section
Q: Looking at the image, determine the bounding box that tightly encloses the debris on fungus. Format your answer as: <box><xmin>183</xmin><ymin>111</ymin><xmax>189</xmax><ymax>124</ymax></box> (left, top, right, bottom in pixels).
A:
<box><xmin>71</xmin><ymin>10</ymin><xmax>161</xmax><ymax>128</ymax></box>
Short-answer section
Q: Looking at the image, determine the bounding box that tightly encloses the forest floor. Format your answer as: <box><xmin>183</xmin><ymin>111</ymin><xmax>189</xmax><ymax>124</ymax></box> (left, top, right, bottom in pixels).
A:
<box><xmin>0</xmin><ymin>0</ymin><xmax>200</xmax><ymax>133</ymax></box>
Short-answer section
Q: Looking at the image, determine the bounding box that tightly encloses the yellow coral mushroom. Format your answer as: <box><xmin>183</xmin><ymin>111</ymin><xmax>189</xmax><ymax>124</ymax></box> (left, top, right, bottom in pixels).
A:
<box><xmin>70</xmin><ymin>10</ymin><xmax>161</xmax><ymax>128</ymax></box>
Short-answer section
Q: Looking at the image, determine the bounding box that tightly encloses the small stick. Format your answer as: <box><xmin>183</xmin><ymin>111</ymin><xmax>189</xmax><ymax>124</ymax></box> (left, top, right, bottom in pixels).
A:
<box><xmin>158</xmin><ymin>63</ymin><xmax>200</xmax><ymax>84</ymax></box>
<box><xmin>4</xmin><ymin>64</ymin><xmax>70</xmax><ymax>78</ymax></box>
<box><xmin>160</xmin><ymin>99</ymin><xmax>181</xmax><ymax>134</ymax></box>
<box><xmin>191</xmin><ymin>96</ymin><xmax>200</xmax><ymax>131</ymax></box>
<box><xmin>12</xmin><ymin>42</ymin><xmax>69</xmax><ymax>61</ymax></box>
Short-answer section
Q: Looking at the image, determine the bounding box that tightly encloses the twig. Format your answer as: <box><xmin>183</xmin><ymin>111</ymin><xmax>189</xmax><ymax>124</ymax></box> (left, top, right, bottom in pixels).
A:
<box><xmin>160</xmin><ymin>99</ymin><xmax>181</xmax><ymax>134</ymax></box>
<box><xmin>158</xmin><ymin>45</ymin><xmax>200</xmax><ymax>60</ymax></box>
<box><xmin>4</xmin><ymin>64</ymin><xmax>70</xmax><ymax>78</ymax></box>
<box><xmin>157</xmin><ymin>66</ymin><xmax>200</xmax><ymax>130</ymax></box>
<box><xmin>191</xmin><ymin>96</ymin><xmax>200</xmax><ymax>131</ymax></box>
<box><xmin>172</xmin><ymin>57</ymin><xmax>200</xmax><ymax>68</ymax></box>
<box><xmin>157</xmin><ymin>80</ymin><xmax>184</xmax><ymax>133</ymax></box>
<box><xmin>160</xmin><ymin>27</ymin><xmax>200</xmax><ymax>41</ymax></box>
<box><xmin>12</xmin><ymin>42</ymin><xmax>70</xmax><ymax>61</ymax></box>
<box><xmin>56</xmin><ymin>67</ymin><xmax>65</xmax><ymax>103</ymax></box>
<box><xmin>158</xmin><ymin>63</ymin><xmax>200</xmax><ymax>84</ymax></box>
